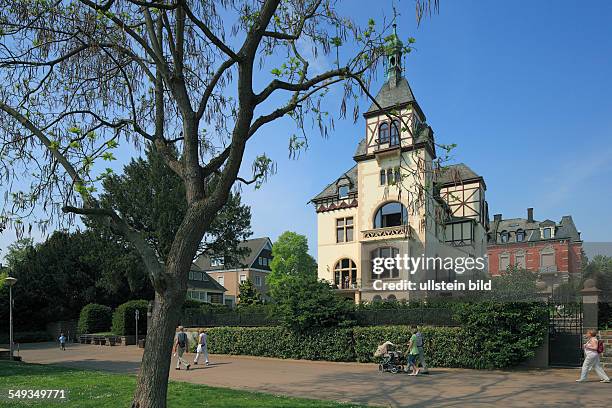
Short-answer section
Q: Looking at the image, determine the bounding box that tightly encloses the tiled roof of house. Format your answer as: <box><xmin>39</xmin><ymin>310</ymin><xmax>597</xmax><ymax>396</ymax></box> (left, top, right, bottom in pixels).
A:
<box><xmin>194</xmin><ymin>237</ymin><xmax>272</xmax><ymax>272</ymax></box>
<box><xmin>311</xmin><ymin>164</ymin><xmax>358</xmax><ymax>202</ymax></box>
<box><xmin>187</xmin><ymin>265</ymin><xmax>227</xmax><ymax>292</ymax></box>
<box><xmin>365</xmin><ymin>77</ymin><xmax>417</xmax><ymax>114</ymax></box>
<box><xmin>488</xmin><ymin>214</ymin><xmax>581</xmax><ymax>244</ymax></box>
<box><xmin>436</xmin><ymin>163</ymin><xmax>482</xmax><ymax>185</ymax></box>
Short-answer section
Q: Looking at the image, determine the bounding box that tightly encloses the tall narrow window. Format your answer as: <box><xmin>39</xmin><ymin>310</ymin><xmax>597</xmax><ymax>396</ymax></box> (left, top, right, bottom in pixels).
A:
<box><xmin>380</xmin><ymin>169</ymin><xmax>386</xmax><ymax>185</ymax></box>
<box><xmin>387</xmin><ymin>168</ymin><xmax>394</xmax><ymax>184</ymax></box>
<box><xmin>390</xmin><ymin>120</ymin><xmax>400</xmax><ymax>146</ymax></box>
<box><xmin>499</xmin><ymin>253</ymin><xmax>510</xmax><ymax>272</ymax></box>
<box><xmin>516</xmin><ymin>229</ymin><xmax>525</xmax><ymax>242</ymax></box>
<box><xmin>542</xmin><ymin>228</ymin><xmax>552</xmax><ymax>239</ymax></box>
<box><xmin>515</xmin><ymin>253</ymin><xmax>526</xmax><ymax>269</ymax></box>
<box><xmin>378</xmin><ymin>122</ymin><xmax>389</xmax><ymax>143</ymax></box>
<box><xmin>336</xmin><ymin>217</ymin><xmax>354</xmax><ymax>243</ymax></box>
<box><xmin>500</xmin><ymin>230</ymin><xmax>509</xmax><ymax>243</ymax></box>
<box><xmin>394</xmin><ymin>168</ymin><xmax>401</xmax><ymax>185</ymax></box>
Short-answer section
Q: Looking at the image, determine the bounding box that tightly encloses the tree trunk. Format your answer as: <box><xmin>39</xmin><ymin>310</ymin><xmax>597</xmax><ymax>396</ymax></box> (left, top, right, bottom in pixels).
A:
<box><xmin>131</xmin><ymin>283</ymin><xmax>184</xmax><ymax>408</ymax></box>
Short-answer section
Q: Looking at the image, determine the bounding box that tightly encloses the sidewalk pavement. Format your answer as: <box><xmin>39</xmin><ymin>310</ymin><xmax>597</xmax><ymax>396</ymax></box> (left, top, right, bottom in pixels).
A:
<box><xmin>15</xmin><ymin>342</ymin><xmax>611</xmax><ymax>407</ymax></box>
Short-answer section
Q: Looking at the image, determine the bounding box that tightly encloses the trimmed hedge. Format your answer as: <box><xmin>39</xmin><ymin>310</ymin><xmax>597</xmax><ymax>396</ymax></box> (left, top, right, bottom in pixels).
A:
<box><xmin>111</xmin><ymin>300</ymin><xmax>148</xmax><ymax>335</ymax></box>
<box><xmin>194</xmin><ymin>302</ymin><xmax>548</xmax><ymax>369</ymax></box>
<box><xmin>78</xmin><ymin>304</ymin><xmax>112</xmax><ymax>334</ymax></box>
<box><xmin>205</xmin><ymin>327</ymin><xmax>356</xmax><ymax>361</ymax></box>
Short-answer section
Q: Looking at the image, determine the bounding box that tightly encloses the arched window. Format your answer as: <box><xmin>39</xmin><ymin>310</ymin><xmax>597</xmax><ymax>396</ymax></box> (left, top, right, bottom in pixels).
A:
<box><xmin>387</xmin><ymin>294</ymin><xmax>397</xmax><ymax>302</ymax></box>
<box><xmin>374</xmin><ymin>202</ymin><xmax>408</xmax><ymax>228</ymax></box>
<box><xmin>516</xmin><ymin>229</ymin><xmax>525</xmax><ymax>242</ymax></box>
<box><xmin>378</xmin><ymin>122</ymin><xmax>389</xmax><ymax>143</ymax></box>
<box><xmin>334</xmin><ymin>258</ymin><xmax>357</xmax><ymax>289</ymax></box>
<box><xmin>500</xmin><ymin>230</ymin><xmax>509</xmax><ymax>243</ymax></box>
<box><xmin>372</xmin><ymin>295</ymin><xmax>383</xmax><ymax>303</ymax></box>
<box><xmin>390</xmin><ymin>120</ymin><xmax>400</xmax><ymax>146</ymax></box>
<box><xmin>371</xmin><ymin>247</ymin><xmax>400</xmax><ymax>279</ymax></box>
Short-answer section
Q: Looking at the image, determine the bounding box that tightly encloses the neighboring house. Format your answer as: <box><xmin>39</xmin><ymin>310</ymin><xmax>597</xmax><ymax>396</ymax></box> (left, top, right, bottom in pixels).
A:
<box><xmin>186</xmin><ymin>264</ymin><xmax>228</xmax><ymax>305</ymax></box>
<box><xmin>310</xmin><ymin>31</ymin><xmax>489</xmax><ymax>302</ymax></box>
<box><xmin>194</xmin><ymin>237</ymin><xmax>273</xmax><ymax>306</ymax></box>
<box><xmin>487</xmin><ymin>208</ymin><xmax>583</xmax><ymax>289</ymax></box>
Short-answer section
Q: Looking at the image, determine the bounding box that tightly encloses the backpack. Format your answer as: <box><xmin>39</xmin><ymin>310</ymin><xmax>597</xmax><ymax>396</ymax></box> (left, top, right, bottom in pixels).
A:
<box><xmin>415</xmin><ymin>332</ymin><xmax>423</xmax><ymax>348</ymax></box>
<box><xmin>597</xmin><ymin>340</ymin><xmax>605</xmax><ymax>354</ymax></box>
<box><xmin>177</xmin><ymin>332</ymin><xmax>187</xmax><ymax>348</ymax></box>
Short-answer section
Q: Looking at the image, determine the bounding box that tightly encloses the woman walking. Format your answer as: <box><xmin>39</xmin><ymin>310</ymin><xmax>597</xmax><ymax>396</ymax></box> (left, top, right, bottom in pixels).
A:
<box><xmin>576</xmin><ymin>329</ymin><xmax>609</xmax><ymax>383</ymax></box>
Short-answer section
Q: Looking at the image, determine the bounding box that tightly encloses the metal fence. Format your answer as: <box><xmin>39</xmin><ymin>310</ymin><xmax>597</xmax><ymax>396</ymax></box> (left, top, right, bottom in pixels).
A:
<box><xmin>180</xmin><ymin>307</ymin><xmax>457</xmax><ymax>328</ymax></box>
<box><xmin>354</xmin><ymin>308</ymin><xmax>458</xmax><ymax>327</ymax></box>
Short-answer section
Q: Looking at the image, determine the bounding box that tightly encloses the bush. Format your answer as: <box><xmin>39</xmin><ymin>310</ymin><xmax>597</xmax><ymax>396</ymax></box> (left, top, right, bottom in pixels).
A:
<box><xmin>194</xmin><ymin>301</ymin><xmax>548</xmax><ymax>369</ymax></box>
<box><xmin>111</xmin><ymin>300</ymin><xmax>148</xmax><ymax>335</ymax></box>
<box><xmin>353</xmin><ymin>326</ymin><xmax>464</xmax><ymax>367</ymax></box>
<box><xmin>205</xmin><ymin>326</ymin><xmax>356</xmax><ymax>361</ymax></box>
<box><xmin>78</xmin><ymin>304</ymin><xmax>112</xmax><ymax>334</ymax></box>
<box><xmin>453</xmin><ymin>301</ymin><xmax>548</xmax><ymax>369</ymax></box>
<box><xmin>0</xmin><ymin>331</ymin><xmax>52</xmax><ymax>344</ymax></box>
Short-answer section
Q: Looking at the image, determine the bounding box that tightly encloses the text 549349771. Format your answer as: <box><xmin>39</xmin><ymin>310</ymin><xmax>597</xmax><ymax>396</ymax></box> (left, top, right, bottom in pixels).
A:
<box><xmin>6</xmin><ymin>389</ymin><xmax>67</xmax><ymax>400</ymax></box>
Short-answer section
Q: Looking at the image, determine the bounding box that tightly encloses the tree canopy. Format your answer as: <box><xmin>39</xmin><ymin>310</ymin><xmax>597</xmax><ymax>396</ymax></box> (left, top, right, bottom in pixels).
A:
<box><xmin>267</xmin><ymin>231</ymin><xmax>317</xmax><ymax>298</ymax></box>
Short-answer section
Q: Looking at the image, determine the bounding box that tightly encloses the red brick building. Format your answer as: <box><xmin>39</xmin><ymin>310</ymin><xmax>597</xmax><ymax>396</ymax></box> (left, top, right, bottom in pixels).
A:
<box><xmin>487</xmin><ymin>208</ymin><xmax>583</xmax><ymax>289</ymax></box>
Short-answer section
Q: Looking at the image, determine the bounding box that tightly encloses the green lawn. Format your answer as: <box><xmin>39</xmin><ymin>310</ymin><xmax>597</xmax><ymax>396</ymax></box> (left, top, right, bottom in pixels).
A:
<box><xmin>0</xmin><ymin>361</ymin><xmax>367</xmax><ymax>407</ymax></box>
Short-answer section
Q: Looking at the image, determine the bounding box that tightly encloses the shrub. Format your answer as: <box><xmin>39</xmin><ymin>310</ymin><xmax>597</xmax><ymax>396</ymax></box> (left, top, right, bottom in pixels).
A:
<box><xmin>453</xmin><ymin>301</ymin><xmax>548</xmax><ymax>369</ymax></box>
<box><xmin>78</xmin><ymin>303</ymin><xmax>112</xmax><ymax>334</ymax></box>
<box><xmin>194</xmin><ymin>301</ymin><xmax>548</xmax><ymax>369</ymax></box>
<box><xmin>353</xmin><ymin>326</ymin><xmax>464</xmax><ymax>367</ymax></box>
<box><xmin>274</xmin><ymin>277</ymin><xmax>355</xmax><ymax>332</ymax></box>
<box><xmin>205</xmin><ymin>326</ymin><xmax>355</xmax><ymax>361</ymax></box>
<box><xmin>111</xmin><ymin>300</ymin><xmax>149</xmax><ymax>335</ymax></box>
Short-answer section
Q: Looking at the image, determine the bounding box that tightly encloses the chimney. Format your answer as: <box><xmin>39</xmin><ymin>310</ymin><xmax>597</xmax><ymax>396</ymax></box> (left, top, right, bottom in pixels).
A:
<box><xmin>527</xmin><ymin>208</ymin><xmax>534</xmax><ymax>223</ymax></box>
<box><xmin>493</xmin><ymin>214</ymin><xmax>502</xmax><ymax>222</ymax></box>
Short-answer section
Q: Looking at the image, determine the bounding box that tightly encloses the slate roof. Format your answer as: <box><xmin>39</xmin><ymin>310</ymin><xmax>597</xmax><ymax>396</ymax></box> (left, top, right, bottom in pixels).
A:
<box><xmin>365</xmin><ymin>77</ymin><xmax>417</xmax><ymax>114</ymax></box>
<box><xmin>436</xmin><ymin>163</ymin><xmax>482</xmax><ymax>185</ymax></box>
<box><xmin>187</xmin><ymin>265</ymin><xmax>227</xmax><ymax>292</ymax></box>
<box><xmin>311</xmin><ymin>164</ymin><xmax>358</xmax><ymax>202</ymax></box>
<box><xmin>488</xmin><ymin>215</ymin><xmax>581</xmax><ymax>244</ymax></box>
<box><xmin>194</xmin><ymin>237</ymin><xmax>272</xmax><ymax>272</ymax></box>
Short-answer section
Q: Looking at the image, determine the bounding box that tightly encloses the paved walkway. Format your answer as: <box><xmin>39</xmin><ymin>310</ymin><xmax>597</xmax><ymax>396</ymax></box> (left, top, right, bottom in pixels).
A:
<box><xmin>15</xmin><ymin>342</ymin><xmax>611</xmax><ymax>407</ymax></box>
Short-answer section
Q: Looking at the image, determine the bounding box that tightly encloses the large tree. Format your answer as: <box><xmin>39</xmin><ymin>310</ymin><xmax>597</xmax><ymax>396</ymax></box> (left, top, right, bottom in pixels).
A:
<box><xmin>97</xmin><ymin>145</ymin><xmax>252</xmax><ymax>266</ymax></box>
<box><xmin>0</xmin><ymin>1</ymin><xmax>436</xmax><ymax>406</ymax></box>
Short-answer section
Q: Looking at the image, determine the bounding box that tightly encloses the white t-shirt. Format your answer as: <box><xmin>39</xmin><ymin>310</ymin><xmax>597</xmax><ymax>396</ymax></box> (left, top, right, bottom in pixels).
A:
<box><xmin>199</xmin><ymin>333</ymin><xmax>207</xmax><ymax>347</ymax></box>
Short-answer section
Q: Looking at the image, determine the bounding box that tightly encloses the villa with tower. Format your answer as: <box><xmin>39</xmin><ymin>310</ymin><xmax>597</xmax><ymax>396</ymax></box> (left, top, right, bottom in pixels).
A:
<box><xmin>311</xmin><ymin>29</ymin><xmax>490</xmax><ymax>302</ymax></box>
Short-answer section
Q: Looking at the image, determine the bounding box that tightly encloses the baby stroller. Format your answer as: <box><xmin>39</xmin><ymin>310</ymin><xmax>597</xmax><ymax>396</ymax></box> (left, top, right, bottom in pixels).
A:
<box><xmin>375</xmin><ymin>341</ymin><xmax>404</xmax><ymax>374</ymax></box>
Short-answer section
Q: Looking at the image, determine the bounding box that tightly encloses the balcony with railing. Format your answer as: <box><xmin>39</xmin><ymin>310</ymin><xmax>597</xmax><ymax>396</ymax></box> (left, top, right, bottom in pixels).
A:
<box><xmin>362</xmin><ymin>225</ymin><xmax>411</xmax><ymax>242</ymax></box>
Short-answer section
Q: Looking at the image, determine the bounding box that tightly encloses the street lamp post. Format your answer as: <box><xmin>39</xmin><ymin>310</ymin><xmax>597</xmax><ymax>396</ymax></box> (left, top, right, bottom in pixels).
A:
<box><xmin>5</xmin><ymin>276</ymin><xmax>17</xmax><ymax>361</ymax></box>
<box><xmin>135</xmin><ymin>309</ymin><xmax>140</xmax><ymax>347</ymax></box>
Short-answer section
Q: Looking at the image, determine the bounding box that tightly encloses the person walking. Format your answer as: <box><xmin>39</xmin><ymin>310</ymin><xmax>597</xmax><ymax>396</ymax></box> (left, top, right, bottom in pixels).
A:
<box><xmin>405</xmin><ymin>327</ymin><xmax>420</xmax><ymax>376</ymax></box>
<box><xmin>173</xmin><ymin>326</ymin><xmax>191</xmax><ymax>371</ymax></box>
<box><xmin>576</xmin><ymin>329</ymin><xmax>609</xmax><ymax>383</ymax></box>
<box><xmin>58</xmin><ymin>333</ymin><xmax>66</xmax><ymax>351</ymax></box>
<box><xmin>193</xmin><ymin>329</ymin><xmax>209</xmax><ymax>366</ymax></box>
<box><xmin>414</xmin><ymin>326</ymin><xmax>429</xmax><ymax>374</ymax></box>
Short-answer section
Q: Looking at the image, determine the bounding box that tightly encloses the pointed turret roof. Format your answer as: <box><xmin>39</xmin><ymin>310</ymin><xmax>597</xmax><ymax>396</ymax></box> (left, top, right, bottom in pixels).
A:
<box><xmin>364</xmin><ymin>77</ymin><xmax>424</xmax><ymax>120</ymax></box>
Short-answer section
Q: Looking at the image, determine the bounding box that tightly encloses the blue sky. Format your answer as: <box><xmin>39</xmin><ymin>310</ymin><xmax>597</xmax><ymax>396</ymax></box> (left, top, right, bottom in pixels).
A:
<box><xmin>241</xmin><ymin>0</ymin><xmax>612</xmax><ymax>256</ymax></box>
<box><xmin>2</xmin><ymin>0</ymin><xmax>612</xmax><ymax>259</ymax></box>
